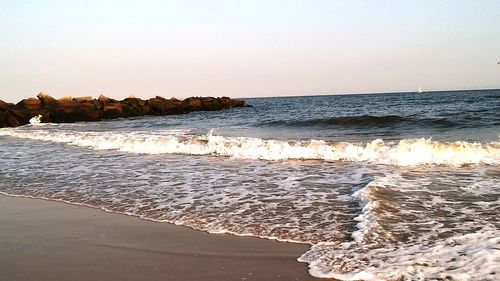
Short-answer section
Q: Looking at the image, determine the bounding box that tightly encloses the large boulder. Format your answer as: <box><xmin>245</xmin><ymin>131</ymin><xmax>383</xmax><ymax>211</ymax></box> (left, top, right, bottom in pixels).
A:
<box><xmin>73</xmin><ymin>96</ymin><xmax>94</xmax><ymax>103</ymax></box>
<box><xmin>97</xmin><ymin>95</ymin><xmax>125</xmax><ymax>119</ymax></box>
<box><xmin>37</xmin><ymin>92</ymin><xmax>58</xmax><ymax>106</ymax></box>
<box><xmin>71</xmin><ymin>102</ymin><xmax>100</xmax><ymax>122</ymax></box>
<box><xmin>184</xmin><ymin>97</ymin><xmax>203</xmax><ymax>111</ymax></box>
<box><xmin>43</xmin><ymin>96</ymin><xmax>100</xmax><ymax>123</ymax></box>
<box><xmin>49</xmin><ymin>96</ymin><xmax>77</xmax><ymax>123</ymax></box>
<box><xmin>229</xmin><ymin>99</ymin><xmax>245</xmax><ymax>108</ymax></box>
<box><xmin>16</xmin><ymin>98</ymin><xmax>42</xmax><ymax>110</ymax></box>
<box><xmin>162</xmin><ymin>98</ymin><xmax>186</xmax><ymax>114</ymax></box>
<box><xmin>199</xmin><ymin>97</ymin><xmax>217</xmax><ymax>111</ymax></box>
<box><xmin>1</xmin><ymin>99</ymin><xmax>45</xmax><ymax>127</ymax></box>
<box><xmin>0</xmin><ymin>100</ymin><xmax>9</xmax><ymax>127</ymax></box>
<box><xmin>148</xmin><ymin>96</ymin><xmax>187</xmax><ymax>115</ymax></box>
<box><xmin>122</xmin><ymin>97</ymin><xmax>149</xmax><ymax>116</ymax></box>
<box><xmin>0</xmin><ymin>99</ymin><xmax>13</xmax><ymax>112</ymax></box>
<box><xmin>3</xmin><ymin>107</ymin><xmax>30</xmax><ymax>127</ymax></box>
<box><xmin>58</xmin><ymin>96</ymin><xmax>73</xmax><ymax>103</ymax></box>
<box><xmin>101</xmin><ymin>102</ymin><xmax>123</xmax><ymax>119</ymax></box>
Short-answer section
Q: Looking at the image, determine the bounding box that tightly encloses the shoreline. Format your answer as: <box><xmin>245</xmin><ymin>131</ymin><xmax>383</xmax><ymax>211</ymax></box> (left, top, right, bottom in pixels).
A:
<box><xmin>0</xmin><ymin>191</ymin><xmax>313</xmax><ymax>246</ymax></box>
<box><xmin>0</xmin><ymin>194</ymin><xmax>324</xmax><ymax>281</ymax></box>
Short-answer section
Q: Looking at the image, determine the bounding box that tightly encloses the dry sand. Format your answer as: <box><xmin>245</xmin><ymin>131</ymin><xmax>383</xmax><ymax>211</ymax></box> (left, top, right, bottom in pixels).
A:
<box><xmin>0</xmin><ymin>194</ymin><xmax>324</xmax><ymax>281</ymax></box>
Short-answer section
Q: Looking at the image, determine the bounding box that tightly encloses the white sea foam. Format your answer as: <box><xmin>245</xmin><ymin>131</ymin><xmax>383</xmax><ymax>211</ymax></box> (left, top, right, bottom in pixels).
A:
<box><xmin>350</xmin><ymin>175</ymin><xmax>395</xmax><ymax>243</ymax></box>
<box><xmin>299</xmin><ymin>227</ymin><xmax>500</xmax><ymax>281</ymax></box>
<box><xmin>298</xmin><ymin>171</ymin><xmax>500</xmax><ymax>281</ymax></box>
<box><xmin>0</xmin><ymin>128</ymin><xmax>499</xmax><ymax>166</ymax></box>
<box><xmin>28</xmin><ymin>115</ymin><xmax>43</xmax><ymax>126</ymax></box>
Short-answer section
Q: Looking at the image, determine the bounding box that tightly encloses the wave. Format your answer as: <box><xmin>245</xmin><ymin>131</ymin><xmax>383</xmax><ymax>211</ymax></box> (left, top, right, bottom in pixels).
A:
<box><xmin>298</xmin><ymin>174</ymin><xmax>500</xmax><ymax>280</ymax></box>
<box><xmin>261</xmin><ymin>115</ymin><xmax>457</xmax><ymax>128</ymax></box>
<box><xmin>299</xmin><ymin>226</ymin><xmax>500</xmax><ymax>281</ymax></box>
<box><xmin>29</xmin><ymin>114</ymin><xmax>46</xmax><ymax>126</ymax></box>
<box><xmin>1</xmin><ymin>128</ymin><xmax>499</xmax><ymax>166</ymax></box>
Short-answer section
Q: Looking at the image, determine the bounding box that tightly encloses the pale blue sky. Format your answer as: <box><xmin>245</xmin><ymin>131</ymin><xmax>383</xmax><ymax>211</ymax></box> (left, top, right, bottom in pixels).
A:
<box><xmin>1</xmin><ymin>0</ymin><xmax>499</xmax><ymax>102</ymax></box>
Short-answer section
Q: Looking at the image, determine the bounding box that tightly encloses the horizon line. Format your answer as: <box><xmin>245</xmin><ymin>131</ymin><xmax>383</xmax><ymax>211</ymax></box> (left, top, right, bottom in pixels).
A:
<box><xmin>1</xmin><ymin>87</ymin><xmax>499</xmax><ymax>103</ymax></box>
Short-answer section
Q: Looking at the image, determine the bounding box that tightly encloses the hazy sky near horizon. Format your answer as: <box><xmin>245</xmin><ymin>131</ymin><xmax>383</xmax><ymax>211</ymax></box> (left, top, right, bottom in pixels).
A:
<box><xmin>1</xmin><ymin>0</ymin><xmax>500</xmax><ymax>102</ymax></box>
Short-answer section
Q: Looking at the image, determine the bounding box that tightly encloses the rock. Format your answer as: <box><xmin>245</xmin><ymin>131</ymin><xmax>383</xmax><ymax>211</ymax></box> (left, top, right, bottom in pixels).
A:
<box><xmin>101</xmin><ymin>101</ymin><xmax>123</xmax><ymax>119</ymax></box>
<box><xmin>17</xmin><ymin>98</ymin><xmax>42</xmax><ymax>110</ymax></box>
<box><xmin>73</xmin><ymin>96</ymin><xmax>94</xmax><ymax>103</ymax></box>
<box><xmin>3</xmin><ymin>107</ymin><xmax>30</xmax><ymax>127</ymax></box>
<box><xmin>37</xmin><ymin>92</ymin><xmax>57</xmax><ymax>106</ymax></box>
<box><xmin>51</xmin><ymin>98</ymin><xmax>101</xmax><ymax>123</ymax></box>
<box><xmin>184</xmin><ymin>97</ymin><xmax>203</xmax><ymax>111</ymax></box>
<box><xmin>92</xmin><ymin>99</ymin><xmax>103</xmax><ymax>110</ymax></box>
<box><xmin>202</xmin><ymin>97</ymin><xmax>225</xmax><ymax>111</ymax></box>
<box><xmin>166</xmin><ymin>98</ymin><xmax>186</xmax><ymax>114</ymax></box>
<box><xmin>0</xmin><ymin>93</ymin><xmax>247</xmax><ymax>127</ymax></box>
<box><xmin>229</xmin><ymin>99</ymin><xmax>245</xmax><ymax>108</ymax></box>
<box><xmin>122</xmin><ymin>97</ymin><xmax>149</xmax><ymax>116</ymax></box>
<box><xmin>98</xmin><ymin>94</ymin><xmax>117</xmax><ymax>105</ymax></box>
<box><xmin>0</xmin><ymin>101</ymin><xmax>7</xmax><ymax>126</ymax></box>
<box><xmin>98</xmin><ymin>94</ymin><xmax>109</xmax><ymax>103</ymax></box>
<box><xmin>58</xmin><ymin>96</ymin><xmax>73</xmax><ymax>103</ymax></box>
<box><xmin>49</xmin><ymin>96</ymin><xmax>75</xmax><ymax>123</ymax></box>
<box><xmin>148</xmin><ymin>97</ymin><xmax>187</xmax><ymax>115</ymax></box>
<box><xmin>0</xmin><ymin>99</ymin><xmax>13</xmax><ymax>111</ymax></box>
<box><xmin>71</xmin><ymin>102</ymin><xmax>100</xmax><ymax>122</ymax></box>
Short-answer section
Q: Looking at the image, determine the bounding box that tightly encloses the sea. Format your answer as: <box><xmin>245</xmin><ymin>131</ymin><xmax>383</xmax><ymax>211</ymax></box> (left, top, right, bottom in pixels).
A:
<box><xmin>1</xmin><ymin>90</ymin><xmax>499</xmax><ymax>281</ymax></box>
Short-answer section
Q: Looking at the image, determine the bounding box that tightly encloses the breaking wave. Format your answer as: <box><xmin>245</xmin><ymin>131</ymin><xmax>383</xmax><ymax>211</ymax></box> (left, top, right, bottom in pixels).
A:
<box><xmin>298</xmin><ymin>174</ymin><xmax>500</xmax><ymax>280</ymax></box>
<box><xmin>0</xmin><ymin>127</ymin><xmax>499</xmax><ymax>166</ymax></box>
<box><xmin>28</xmin><ymin>115</ymin><xmax>43</xmax><ymax>126</ymax></box>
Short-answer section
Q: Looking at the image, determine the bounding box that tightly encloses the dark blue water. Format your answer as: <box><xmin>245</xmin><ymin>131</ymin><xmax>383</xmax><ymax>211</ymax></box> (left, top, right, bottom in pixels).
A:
<box><xmin>243</xmin><ymin>90</ymin><xmax>500</xmax><ymax>142</ymax></box>
<box><xmin>75</xmin><ymin>89</ymin><xmax>500</xmax><ymax>142</ymax></box>
<box><xmin>0</xmin><ymin>90</ymin><xmax>499</xmax><ymax>280</ymax></box>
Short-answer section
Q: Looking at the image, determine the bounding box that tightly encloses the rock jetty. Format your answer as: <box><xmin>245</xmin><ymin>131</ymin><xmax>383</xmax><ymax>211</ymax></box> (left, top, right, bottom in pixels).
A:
<box><xmin>0</xmin><ymin>93</ymin><xmax>246</xmax><ymax>128</ymax></box>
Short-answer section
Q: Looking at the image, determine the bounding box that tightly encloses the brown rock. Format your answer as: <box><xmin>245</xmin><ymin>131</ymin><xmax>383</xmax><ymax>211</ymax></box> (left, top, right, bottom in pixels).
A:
<box><xmin>147</xmin><ymin>96</ymin><xmax>186</xmax><ymax>115</ymax></box>
<box><xmin>101</xmin><ymin>102</ymin><xmax>123</xmax><ymax>119</ymax></box>
<box><xmin>184</xmin><ymin>97</ymin><xmax>203</xmax><ymax>111</ymax></box>
<box><xmin>92</xmin><ymin>99</ymin><xmax>102</xmax><ymax>110</ymax></box>
<box><xmin>200</xmin><ymin>97</ymin><xmax>222</xmax><ymax>111</ymax></box>
<box><xmin>4</xmin><ymin>108</ymin><xmax>30</xmax><ymax>127</ymax></box>
<box><xmin>163</xmin><ymin>98</ymin><xmax>185</xmax><ymax>114</ymax></box>
<box><xmin>73</xmin><ymin>96</ymin><xmax>94</xmax><ymax>103</ymax></box>
<box><xmin>229</xmin><ymin>99</ymin><xmax>245</xmax><ymax>108</ymax></box>
<box><xmin>0</xmin><ymin>99</ymin><xmax>13</xmax><ymax>111</ymax></box>
<box><xmin>37</xmin><ymin>92</ymin><xmax>57</xmax><ymax>106</ymax></box>
<box><xmin>72</xmin><ymin>103</ymin><xmax>100</xmax><ymax>122</ymax></box>
<box><xmin>17</xmin><ymin>98</ymin><xmax>42</xmax><ymax>110</ymax></box>
<box><xmin>218</xmin><ymin>97</ymin><xmax>232</xmax><ymax>107</ymax></box>
<box><xmin>147</xmin><ymin>96</ymin><xmax>168</xmax><ymax>115</ymax></box>
<box><xmin>0</xmin><ymin>111</ymin><xmax>5</xmax><ymax>126</ymax></box>
<box><xmin>58</xmin><ymin>96</ymin><xmax>73</xmax><ymax>103</ymax></box>
<box><xmin>97</xmin><ymin>94</ymin><xmax>117</xmax><ymax>105</ymax></box>
<box><xmin>122</xmin><ymin>97</ymin><xmax>149</xmax><ymax>116</ymax></box>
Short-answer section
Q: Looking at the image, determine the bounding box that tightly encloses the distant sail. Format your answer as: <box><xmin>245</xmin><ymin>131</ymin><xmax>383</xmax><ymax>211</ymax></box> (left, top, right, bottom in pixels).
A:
<box><xmin>417</xmin><ymin>86</ymin><xmax>423</xmax><ymax>94</ymax></box>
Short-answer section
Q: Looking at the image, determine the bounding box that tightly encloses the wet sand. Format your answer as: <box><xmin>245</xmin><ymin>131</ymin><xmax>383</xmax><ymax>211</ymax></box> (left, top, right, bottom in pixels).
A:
<box><xmin>0</xmin><ymin>194</ymin><xmax>323</xmax><ymax>281</ymax></box>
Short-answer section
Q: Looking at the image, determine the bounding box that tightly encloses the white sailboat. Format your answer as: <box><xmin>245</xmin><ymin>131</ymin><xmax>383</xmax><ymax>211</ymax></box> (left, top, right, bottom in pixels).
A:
<box><xmin>417</xmin><ymin>86</ymin><xmax>423</xmax><ymax>94</ymax></box>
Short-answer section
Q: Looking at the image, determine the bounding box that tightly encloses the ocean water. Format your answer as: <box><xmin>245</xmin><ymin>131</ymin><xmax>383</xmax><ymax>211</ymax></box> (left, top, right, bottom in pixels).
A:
<box><xmin>1</xmin><ymin>90</ymin><xmax>499</xmax><ymax>280</ymax></box>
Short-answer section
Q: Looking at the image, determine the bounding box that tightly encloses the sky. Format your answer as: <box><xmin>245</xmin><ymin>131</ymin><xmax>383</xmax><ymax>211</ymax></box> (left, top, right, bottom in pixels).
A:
<box><xmin>1</xmin><ymin>0</ymin><xmax>500</xmax><ymax>102</ymax></box>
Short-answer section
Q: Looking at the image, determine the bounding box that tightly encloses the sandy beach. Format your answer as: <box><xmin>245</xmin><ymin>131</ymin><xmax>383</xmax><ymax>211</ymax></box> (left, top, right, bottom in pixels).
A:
<box><xmin>0</xmin><ymin>194</ymin><xmax>321</xmax><ymax>281</ymax></box>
